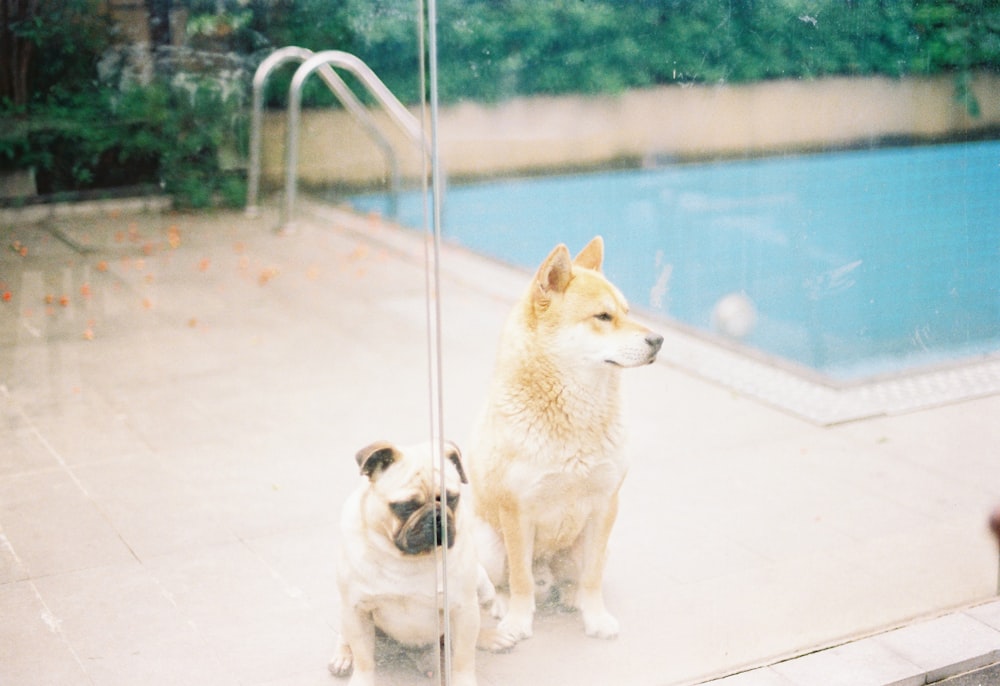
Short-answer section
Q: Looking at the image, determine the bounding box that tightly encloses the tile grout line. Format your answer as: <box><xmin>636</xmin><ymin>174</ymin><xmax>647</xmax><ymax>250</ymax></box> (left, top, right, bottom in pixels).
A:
<box><xmin>4</xmin><ymin>381</ymin><xmax>228</xmax><ymax>681</ymax></box>
<box><xmin>1</xmin><ymin>384</ymin><xmax>143</xmax><ymax>565</ymax></box>
<box><xmin>0</xmin><ymin>520</ymin><xmax>99</xmax><ymax>686</ymax></box>
<box><xmin>24</xmin><ymin>578</ymin><xmax>97</xmax><ymax>685</ymax></box>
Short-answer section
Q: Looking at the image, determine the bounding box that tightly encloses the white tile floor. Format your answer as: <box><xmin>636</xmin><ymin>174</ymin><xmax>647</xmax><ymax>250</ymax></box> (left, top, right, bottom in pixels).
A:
<box><xmin>0</xmin><ymin>200</ymin><xmax>997</xmax><ymax>685</ymax></box>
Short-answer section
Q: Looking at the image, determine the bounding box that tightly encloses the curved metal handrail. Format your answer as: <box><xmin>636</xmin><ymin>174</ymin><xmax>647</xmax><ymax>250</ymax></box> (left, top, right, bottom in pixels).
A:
<box><xmin>283</xmin><ymin>50</ymin><xmax>432</xmax><ymax>231</ymax></box>
<box><xmin>245</xmin><ymin>47</ymin><xmax>402</xmax><ymax>219</ymax></box>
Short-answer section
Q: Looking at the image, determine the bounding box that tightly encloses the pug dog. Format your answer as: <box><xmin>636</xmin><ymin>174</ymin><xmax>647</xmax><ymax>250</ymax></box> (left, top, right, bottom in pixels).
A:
<box><xmin>329</xmin><ymin>440</ymin><xmax>483</xmax><ymax>686</ymax></box>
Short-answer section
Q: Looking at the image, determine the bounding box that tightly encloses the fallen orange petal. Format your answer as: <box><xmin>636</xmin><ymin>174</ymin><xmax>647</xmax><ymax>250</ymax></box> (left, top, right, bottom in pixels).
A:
<box><xmin>2</xmin><ymin>291</ymin><xmax>11</xmax><ymax>302</ymax></box>
<box><xmin>259</xmin><ymin>267</ymin><xmax>279</xmax><ymax>285</ymax></box>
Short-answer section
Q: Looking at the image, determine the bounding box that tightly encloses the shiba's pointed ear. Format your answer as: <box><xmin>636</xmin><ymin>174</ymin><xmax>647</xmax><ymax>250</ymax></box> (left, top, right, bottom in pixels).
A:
<box><xmin>535</xmin><ymin>243</ymin><xmax>573</xmax><ymax>297</ymax></box>
<box><xmin>573</xmin><ymin>236</ymin><xmax>604</xmax><ymax>271</ymax></box>
<box><xmin>443</xmin><ymin>441</ymin><xmax>468</xmax><ymax>484</ymax></box>
<box><xmin>356</xmin><ymin>441</ymin><xmax>400</xmax><ymax>481</ymax></box>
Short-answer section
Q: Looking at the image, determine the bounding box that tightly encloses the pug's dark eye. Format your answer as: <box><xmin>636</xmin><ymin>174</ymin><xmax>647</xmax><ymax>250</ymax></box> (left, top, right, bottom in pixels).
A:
<box><xmin>390</xmin><ymin>500</ymin><xmax>421</xmax><ymax>520</ymax></box>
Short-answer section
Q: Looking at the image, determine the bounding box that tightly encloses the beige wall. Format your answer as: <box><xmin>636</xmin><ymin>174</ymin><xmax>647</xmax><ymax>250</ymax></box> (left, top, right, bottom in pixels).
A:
<box><xmin>259</xmin><ymin>73</ymin><xmax>1000</xmax><ymax>189</ymax></box>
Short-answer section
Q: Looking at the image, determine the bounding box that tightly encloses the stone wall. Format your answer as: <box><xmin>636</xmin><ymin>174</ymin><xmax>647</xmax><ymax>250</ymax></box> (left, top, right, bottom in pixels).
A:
<box><xmin>258</xmin><ymin>72</ymin><xmax>1000</xmax><ymax>188</ymax></box>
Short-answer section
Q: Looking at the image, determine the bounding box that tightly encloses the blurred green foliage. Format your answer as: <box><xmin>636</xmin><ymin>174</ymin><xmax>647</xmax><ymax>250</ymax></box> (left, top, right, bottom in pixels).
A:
<box><xmin>2</xmin><ymin>0</ymin><xmax>997</xmax><ymax>202</ymax></box>
<box><xmin>1</xmin><ymin>71</ymin><xmax>248</xmax><ymax>207</ymax></box>
<box><xmin>342</xmin><ymin>0</ymin><xmax>999</xmax><ymax>104</ymax></box>
<box><xmin>192</xmin><ymin>0</ymin><xmax>1000</xmax><ymax>105</ymax></box>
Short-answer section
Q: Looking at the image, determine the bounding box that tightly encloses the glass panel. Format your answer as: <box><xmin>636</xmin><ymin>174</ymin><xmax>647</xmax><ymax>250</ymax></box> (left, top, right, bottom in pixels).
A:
<box><xmin>1</xmin><ymin>2</ymin><xmax>998</xmax><ymax>686</ymax></box>
<box><xmin>348</xmin><ymin>2</ymin><xmax>1000</xmax><ymax>685</ymax></box>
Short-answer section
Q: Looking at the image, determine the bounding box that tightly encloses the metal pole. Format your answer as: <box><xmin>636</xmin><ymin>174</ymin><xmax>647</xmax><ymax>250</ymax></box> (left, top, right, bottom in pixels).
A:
<box><xmin>422</xmin><ymin>0</ymin><xmax>450</xmax><ymax>683</ymax></box>
<box><xmin>245</xmin><ymin>71</ymin><xmax>264</xmax><ymax>217</ymax></box>
<box><xmin>282</xmin><ymin>70</ymin><xmax>303</xmax><ymax>233</ymax></box>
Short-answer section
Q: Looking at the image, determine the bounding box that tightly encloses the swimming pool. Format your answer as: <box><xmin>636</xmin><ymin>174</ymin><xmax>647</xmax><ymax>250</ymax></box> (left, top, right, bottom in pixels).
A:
<box><xmin>351</xmin><ymin>141</ymin><xmax>1000</xmax><ymax>383</ymax></box>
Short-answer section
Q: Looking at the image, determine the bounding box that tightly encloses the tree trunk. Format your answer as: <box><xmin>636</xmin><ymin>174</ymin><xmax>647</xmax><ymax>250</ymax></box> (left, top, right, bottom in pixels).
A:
<box><xmin>1</xmin><ymin>0</ymin><xmax>39</xmax><ymax>106</ymax></box>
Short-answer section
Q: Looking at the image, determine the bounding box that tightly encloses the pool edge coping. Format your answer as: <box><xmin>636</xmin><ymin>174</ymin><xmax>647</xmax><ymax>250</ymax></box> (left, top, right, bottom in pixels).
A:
<box><xmin>306</xmin><ymin>199</ymin><xmax>1000</xmax><ymax>427</ymax></box>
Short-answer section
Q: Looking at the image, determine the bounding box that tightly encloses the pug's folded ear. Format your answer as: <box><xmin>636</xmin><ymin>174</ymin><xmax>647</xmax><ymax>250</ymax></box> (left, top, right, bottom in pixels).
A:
<box><xmin>444</xmin><ymin>441</ymin><xmax>468</xmax><ymax>484</ymax></box>
<box><xmin>356</xmin><ymin>441</ymin><xmax>400</xmax><ymax>480</ymax></box>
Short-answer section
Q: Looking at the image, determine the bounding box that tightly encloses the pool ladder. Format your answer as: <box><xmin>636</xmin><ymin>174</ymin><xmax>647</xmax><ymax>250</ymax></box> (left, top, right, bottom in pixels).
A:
<box><xmin>245</xmin><ymin>47</ymin><xmax>433</xmax><ymax>231</ymax></box>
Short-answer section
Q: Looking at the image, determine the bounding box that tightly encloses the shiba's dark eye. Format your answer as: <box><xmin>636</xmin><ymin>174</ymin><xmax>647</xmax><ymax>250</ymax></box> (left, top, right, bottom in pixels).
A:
<box><xmin>594</xmin><ymin>312</ymin><xmax>613</xmax><ymax>322</ymax></box>
<box><xmin>391</xmin><ymin>500</ymin><xmax>422</xmax><ymax>519</ymax></box>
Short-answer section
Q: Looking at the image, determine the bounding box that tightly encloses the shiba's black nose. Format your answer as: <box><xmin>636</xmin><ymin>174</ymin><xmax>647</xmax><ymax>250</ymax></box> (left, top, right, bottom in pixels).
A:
<box><xmin>646</xmin><ymin>333</ymin><xmax>664</xmax><ymax>354</ymax></box>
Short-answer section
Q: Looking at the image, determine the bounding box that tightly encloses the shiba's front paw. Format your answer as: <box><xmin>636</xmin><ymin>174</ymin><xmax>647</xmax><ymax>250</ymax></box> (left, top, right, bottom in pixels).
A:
<box><xmin>577</xmin><ymin>589</ymin><xmax>619</xmax><ymax>639</ymax></box>
<box><xmin>497</xmin><ymin>609</ymin><xmax>534</xmax><ymax>642</ymax></box>
<box><xmin>582</xmin><ymin>608</ymin><xmax>620</xmax><ymax>639</ymax></box>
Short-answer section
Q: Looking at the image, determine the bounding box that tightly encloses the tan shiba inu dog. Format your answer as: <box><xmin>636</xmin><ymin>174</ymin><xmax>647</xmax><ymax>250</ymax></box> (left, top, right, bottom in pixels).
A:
<box><xmin>469</xmin><ymin>236</ymin><xmax>663</xmax><ymax>643</ymax></box>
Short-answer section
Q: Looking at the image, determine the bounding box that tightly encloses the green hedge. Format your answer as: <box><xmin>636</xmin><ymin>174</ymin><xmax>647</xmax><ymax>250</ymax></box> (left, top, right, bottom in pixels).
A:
<box><xmin>0</xmin><ymin>74</ymin><xmax>249</xmax><ymax>207</ymax></box>
<box><xmin>348</xmin><ymin>0</ymin><xmax>1000</xmax><ymax>105</ymax></box>
<box><xmin>3</xmin><ymin>0</ymin><xmax>998</xmax><ymax>200</ymax></box>
<box><xmin>212</xmin><ymin>0</ymin><xmax>1000</xmax><ymax>106</ymax></box>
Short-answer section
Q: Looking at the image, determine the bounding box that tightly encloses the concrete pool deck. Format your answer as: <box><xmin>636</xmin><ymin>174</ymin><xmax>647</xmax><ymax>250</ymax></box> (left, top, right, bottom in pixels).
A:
<box><xmin>1</xmin><ymin>199</ymin><xmax>998</xmax><ymax>685</ymax></box>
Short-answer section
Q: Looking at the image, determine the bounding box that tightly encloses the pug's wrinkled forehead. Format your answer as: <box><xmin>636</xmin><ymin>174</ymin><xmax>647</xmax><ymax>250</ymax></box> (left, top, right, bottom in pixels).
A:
<box><xmin>356</xmin><ymin>440</ymin><xmax>468</xmax><ymax>496</ymax></box>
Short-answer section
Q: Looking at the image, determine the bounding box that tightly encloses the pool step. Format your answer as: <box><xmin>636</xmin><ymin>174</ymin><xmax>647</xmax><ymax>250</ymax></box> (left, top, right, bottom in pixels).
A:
<box><xmin>702</xmin><ymin>599</ymin><xmax>1000</xmax><ymax>686</ymax></box>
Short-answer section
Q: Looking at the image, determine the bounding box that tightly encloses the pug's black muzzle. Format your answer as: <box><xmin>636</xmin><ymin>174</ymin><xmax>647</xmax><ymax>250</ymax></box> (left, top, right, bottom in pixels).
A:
<box><xmin>394</xmin><ymin>503</ymin><xmax>455</xmax><ymax>555</ymax></box>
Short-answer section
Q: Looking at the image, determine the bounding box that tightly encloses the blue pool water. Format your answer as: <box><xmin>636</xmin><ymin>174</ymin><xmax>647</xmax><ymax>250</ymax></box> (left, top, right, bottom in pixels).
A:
<box><xmin>352</xmin><ymin>141</ymin><xmax>1000</xmax><ymax>382</ymax></box>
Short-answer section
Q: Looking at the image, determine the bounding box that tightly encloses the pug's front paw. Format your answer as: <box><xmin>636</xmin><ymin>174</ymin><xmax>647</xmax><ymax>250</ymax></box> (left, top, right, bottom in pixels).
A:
<box><xmin>328</xmin><ymin>643</ymin><xmax>353</xmax><ymax>678</ymax></box>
